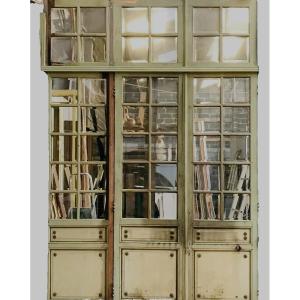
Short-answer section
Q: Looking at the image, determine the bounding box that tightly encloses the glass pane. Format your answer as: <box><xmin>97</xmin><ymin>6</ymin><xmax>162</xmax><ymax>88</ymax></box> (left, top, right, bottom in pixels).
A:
<box><xmin>123</xmin><ymin>37</ymin><xmax>149</xmax><ymax>63</ymax></box>
<box><xmin>122</xmin><ymin>7</ymin><xmax>149</xmax><ymax>34</ymax></box>
<box><xmin>80</xmin><ymin>193</ymin><xmax>107</xmax><ymax>219</ymax></box>
<box><xmin>224</xmin><ymin>164</ymin><xmax>250</xmax><ymax>191</ymax></box>
<box><xmin>193</xmin><ymin>78</ymin><xmax>220</xmax><ymax>104</ymax></box>
<box><xmin>194</xmin><ymin>136</ymin><xmax>220</xmax><ymax>161</ymax></box>
<box><xmin>193</xmin><ymin>8</ymin><xmax>219</xmax><ymax>33</ymax></box>
<box><xmin>224</xmin><ymin>194</ymin><xmax>250</xmax><ymax>220</ymax></box>
<box><xmin>51</xmin><ymin>107</ymin><xmax>77</xmax><ymax>133</ymax></box>
<box><xmin>194</xmin><ymin>37</ymin><xmax>219</xmax><ymax>62</ymax></box>
<box><xmin>81</xmin><ymin>37</ymin><xmax>106</xmax><ymax>62</ymax></box>
<box><xmin>222</xmin><ymin>8</ymin><xmax>249</xmax><ymax>34</ymax></box>
<box><xmin>152</xmin><ymin>78</ymin><xmax>178</xmax><ymax>104</ymax></box>
<box><xmin>223</xmin><ymin>107</ymin><xmax>250</xmax><ymax>133</ymax></box>
<box><xmin>152</xmin><ymin>107</ymin><xmax>178</xmax><ymax>132</ymax></box>
<box><xmin>123</xmin><ymin>78</ymin><xmax>148</xmax><ymax>103</ymax></box>
<box><xmin>123</xmin><ymin>106</ymin><xmax>149</xmax><ymax>132</ymax></box>
<box><xmin>194</xmin><ymin>165</ymin><xmax>220</xmax><ymax>190</ymax></box>
<box><xmin>50</xmin><ymin>193</ymin><xmax>77</xmax><ymax>219</ymax></box>
<box><xmin>80</xmin><ymin>136</ymin><xmax>107</xmax><ymax>161</ymax></box>
<box><xmin>193</xmin><ymin>107</ymin><xmax>220</xmax><ymax>133</ymax></box>
<box><xmin>124</xmin><ymin>136</ymin><xmax>149</xmax><ymax>160</ymax></box>
<box><xmin>80</xmin><ymin>107</ymin><xmax>106</xmax><ymax>132</ymax></box>
<box><xmin>123</xmin><ymin>192</ymin><xmax>148</xmax><ymax>218</ymax></box>
<box><xmin>82</xmin><ymin>79</ymin><xmax>106</xmax><ymax>104</ymax></box>
<box><xmin>51</xmin><ymin>37</ymin><xmax>77</xmax><ymax>64</ymax></box>
<box><xmin>151</xmin><ymin>164</ymin><xmax>177</xmax><ymax>190</ymax></box>
<box><xmin>223</xmin><ymin>78</ymin><xmax>250</xmax><ymax>103</ymax></box>
<box><xmin>151</xmin><ymin>193</ymin><xmax>177</xmax><ymax>219</ymax></box>
<box><xmin>152</xmin><ymin>37</ymin><xmax>177</xmax><ymax>63</ymax></box>
<box><xmin>51</xmin><ymin>8</ymin><xmax>76</xmax><ymax>33</ymax></box>
<box><xmin>51</xmin><ymin>135</ymin><xmax>77</xmax><ymax>162</ymax></box>
<box><xmin>194</xmin><ymin>193</ymin><xmax>220</xmax><ymax>220</ymax></box>
<box><xmin>151</xmin><ymin>136</ymin><xmax>177</xmax><ymax>161</ymax></box>
<box><xmin>51</xmin><ymin>78</ymin><xmax>77</xmax><ymax>104</ymax></box>
<box><xmin>51</xmin><ymin>164</ymin><xmax>77</xmax><ymax>190</ymax></box>
<box><xmin>151</xmin><ymin>8</ymin><xmax>177</xmax><ymax>33</ymax></box>
<box><xmin>123</xmin><ymin>163</ymin><xmax>148</xmax><ymax>189</ymax></box>
<box><xmin>80</xmin><ymin>163</ymin><xmax>106</xmax><ymax>190</ymax></box>
<box><xmin>81</xmin><ymin>8</ymin><xmax>106</xmax><ymax>33</ymax></box>
<box><xmin>224</xmin><ymin>136</ymin><xmax>250</xmax><ymax>161</ymax></box>
<box><xmin>223</xmin><ymin>37</ymin><xmax>249</xmax><ymax>62</ymax></box>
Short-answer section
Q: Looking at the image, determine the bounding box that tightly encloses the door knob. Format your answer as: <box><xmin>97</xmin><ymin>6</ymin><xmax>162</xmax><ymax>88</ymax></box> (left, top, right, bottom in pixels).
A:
<box><xmin>235</xmin><ymin>244</ymin><xmax>242</xmax><ymax>252</ymax></box>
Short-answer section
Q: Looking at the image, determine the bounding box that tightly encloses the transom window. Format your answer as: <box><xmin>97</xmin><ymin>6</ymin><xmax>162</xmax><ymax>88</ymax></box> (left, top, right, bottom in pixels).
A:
<box><xmin>50</xmin><ymin>6</ymin><xmax>107</xmax><ymax>64</ymax></box>
<box><xmin>193</xmin><ymin>7</ymin><xmax>250</xmax><ymax>63</ymax></box>
<box><xmin>192</xmin><ymin>77</ymin><xmax>251</xmax><ymax>220</ymax></box>
<box><xmin>122</xmin><ymin>7</ymin><xmax>178</xmax><ymax>63</ymax></box>
<box><xmin>122</xmin><ymin>77</ymin><xmax>179</xmax><ymax>219</ymax></box>
<box><xmin>50</xmin><ymin>77</ymin><xmax>108</xmax><ymax>219</ymax></box>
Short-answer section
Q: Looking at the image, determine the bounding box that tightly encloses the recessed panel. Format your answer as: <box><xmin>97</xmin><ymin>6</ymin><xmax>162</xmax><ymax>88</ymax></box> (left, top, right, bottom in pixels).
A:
<box><xmin>122</xmin><ymin>250</ymin><xmax>177</xmax><ymax>298</ymax></box>
<box><xmin>195</xmin><ymin>251</ymin><xmax>250</xmax><ymax>299</ymax></box>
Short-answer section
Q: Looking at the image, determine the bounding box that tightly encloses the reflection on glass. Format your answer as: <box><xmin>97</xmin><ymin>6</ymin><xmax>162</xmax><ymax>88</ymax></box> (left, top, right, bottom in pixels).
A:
<box><xmin>193</xmin><ymin>107</ymin><xmax>220</xmax><ymax>133</ymax></box>
<box><xmin>193</xmin><ymin>8</ymin><xmax>219</xmax><ymax>33</ymax></box>
<box><xmin>223</xmin><ymin>107</ymin><xmax>250</xmax><ymax>133</ymax></box>
<box><xmin>51</xmin><ymin>164</ymin><xmax>77</xmax><ymax>191</ymax></box>
<box><xmin>81</xmin><ymin>37</ymin><xmax>106</xmax><ymax>62</ymax></box>
<box><xmin>151</xmin><ymin>193</ymin><xmax>177</xmax><ymax>219</ymax></box>
<box><xmin>224</xmin><ymin>193</ymin><xmax>250</xmax><ymax>220</ymax></box>
<box><xmin>224</xmin><ymin>164</ymin><xmax>250</xmax><ymax>191</ymax></box>
<box><xmin>124</xmin><ymin>136</ymin><xmax>149</xmax><ymax>160</ymax></box>
<box><xmin>224</xmin><ymin>136</ymin><xmax>250</xmax><ymax>161</ymax></box>
<box><xmin>80</xmin><ymin>136</ymin><xmax>106</xmax><ymax>161</ymax></box>
<box><xmin>51</xmin><ymin>37</ymin><xmax>77</xmax><ymax>64</ymax></box>
<box><xmin>152</xmin><ymin>78</ymin><xmax>178</xmax><ymax>104</ymax></box>
<box><xmin>223</xmin><ymin>78</ymin><xmax>250</xmax><ymax>103</ymax></box>
<box><xmin>152</xmin><ymin>37</ymin><xmax>177</xmax><ymax>63</ymax></box>
<box><xmin>194</xmin><ymin>136</ymin><xmax>220</xmax><ymax>161</ymax></box>
<box><xmin>123</xmin><ymin>37</ymin><xmax>149</xmax><ymax>63</ymax></box>
<box><xmin>51</xmin><ymin>8</ymin><xmax>76</xmax><ymax>33</ymax></box>
<box><xmin>151</xmin><ymin>136</ymin><xmax>177</xmax><ymax>161</ymax></box>
<box><xmin>222</xmin><ymin>8</ymin><xmax>249</xmax><ymax>34</ymax></box>
<box><xmin>51</xmin><ymin>136</ymin><xmax>77</xmax><ymax>162</ymax></box>
<box><xmin>80</xmin><ymin>193</ymin><xmax>107</xmax><ymax>219</ymax></box>
<box><xmin>223</xmin><ymin>37</ymin><xmax>249</xmax><ymax>62</ymax></box>
<box><xmin>193</xmin><ymin>78</ymin><xmax>220</xmax><ymax>104</ymax></box>
<box><xmin>194</xmin><ymin>165</ymin><xmax>220</xmax><ymax>190</ymax></box>
<box><xmin>152</xmin><ymin>107</ymin><xmax>178</xmax><ymax>132</ymax></box>
<box><xmin>194</xmin><ymin>37</ymin><xmax>219</xmax><ymax>62</ymax></box>
<box><xmin>194</xmin><ymin>193</ymin><xmax>220</xmax><ymax>220</ymax></box>
<box><xmin>81</xmin><ymin>8</ymin><xmax>106</xmax><ymax>33</ymax></box>
<box><xmin>80</xmin><ymin>164</ymin><xmax>106</xmax><ymax>190</ymax></box>
<box><xmin>122</xmin><ymin>8</ymin><xmax>149</xmax><ymax>34</ymax></box>
<box><xmin>151</xmin><ymin>164</ymin><xmax>177</xmax><ymax>190</ymax></box>
<box><xmin>123</xmin><ymin>192</ymin><xmax>148</xmax><ymax>218</ymax></box>
<box><xmin>123</xmin><ymin>106</ymin><xmax>149</xmax><ymax>132</ymax></box>
<box><xmin>123</xmin><ymin>163</ymin><xmax>148</xmax><ymax>189</ymax></box>
<box><xmin>82</xmin><ymin>79</ymin><xmax>106</xmax><ymax>104</ymax></box>
<box><xmin>51</xmin><ymin>78</ymin><xmax>77</xmax><ymax>104</ymax></box>
<box><xmin>80</xmin><ymin>107</ymin><xmax>106</xmax><ymax>132</ymax></box>
<box><xmin>151</xmin><ymin>8</ymin><xmax>177</xmax><ymax>33</ymax></box>
<box><xmin>51</xmin><ymin>107</ymin><xmax>77</xmax><ymax>133</ymax></box>
<box><xmin>123</xmin><ymin>78</ymin><xmax>148</xmax><ymax>103</ymax></box>
<box><xmin>50</xmin><ymin>193</ymin><xmax>77</xmax><ymax>219</ymax></box>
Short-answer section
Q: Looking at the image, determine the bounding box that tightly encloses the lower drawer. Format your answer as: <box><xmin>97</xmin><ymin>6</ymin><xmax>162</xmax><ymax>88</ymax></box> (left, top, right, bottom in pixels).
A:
<box><xmin>194</xmin><ymin>228</ymin><xmax>250</xmax><ymax>244</ymax></box>
<box><xmin>50</xmin><ymin>227</ymin><xmax>106</xmax><ymax>242</ymax></box>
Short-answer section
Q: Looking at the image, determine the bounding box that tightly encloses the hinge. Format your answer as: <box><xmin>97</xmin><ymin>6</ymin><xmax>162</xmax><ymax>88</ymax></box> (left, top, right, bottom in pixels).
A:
<box><xmin>257</xmin><ymin>289</ymin><xmax>259</xmax><ymax>297</ymax></box>
<box><xmin>257</xmin><ymin>236</ymin><xmax>259</xmax><ymax>247</ymax></box>
<box><xmin>111</xmin><ymin>284</ymin><xmax>114</xmax><ymax>298</ymax></box>
<box><xmin>257</xmin><ymin>202</ymin><xmax>260</xmax><ymax>213</ymax></box>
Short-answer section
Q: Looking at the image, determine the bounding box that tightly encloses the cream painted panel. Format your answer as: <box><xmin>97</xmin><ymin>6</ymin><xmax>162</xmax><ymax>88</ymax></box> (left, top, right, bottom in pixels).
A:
<box><xmin>194</xmin><ymin>229</ymin><xmax>250</xmax><ymax>244</ymax></box>
<box><xmin>121</xmin><ymin>227</ymin><xmax>177</xmax><ymax>242</ymax></box>
<box><xmin>50</xmin><ymin>227</ymin><xmax>106</xmax><ymax>242</ymax></box>
<box><xmin>51</xmin><ymin>250</ymin><xmax>105</xmax><ymax>298</ymax></box>
<box><xmin>195</xmin><ymin>251</ymin><xmax>250</xmax><ymax>299</ymax></box>
<box><xmin>122</xmin><ymin>250</ymin><xmax>177</xmax><ymax>298</ymax></box>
